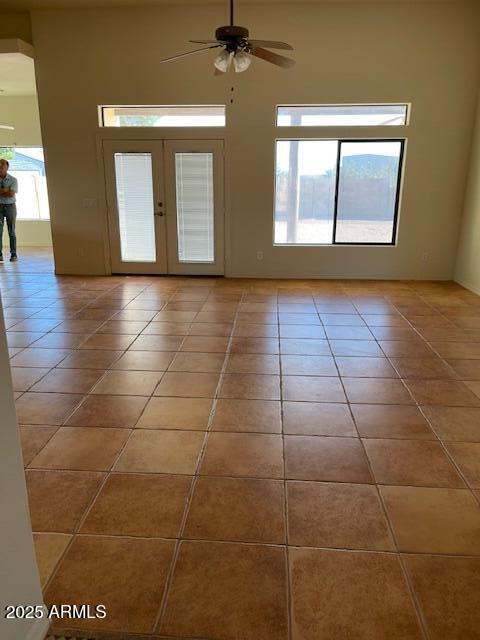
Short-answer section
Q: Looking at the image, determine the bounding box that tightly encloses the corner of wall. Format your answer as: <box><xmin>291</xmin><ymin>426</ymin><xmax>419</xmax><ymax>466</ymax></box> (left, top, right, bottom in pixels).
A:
<box><xmin>454</xmin><ymin>88</ymin><xmax>480</xmax><ymax>295</ymax></box>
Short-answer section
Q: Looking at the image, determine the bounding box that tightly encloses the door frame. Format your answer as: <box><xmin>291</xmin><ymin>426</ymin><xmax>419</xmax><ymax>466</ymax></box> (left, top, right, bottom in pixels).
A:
<box><xmin>96</xmin><ymin>129</ymin><xmax>227</xmax><ymax>276</ymax></box>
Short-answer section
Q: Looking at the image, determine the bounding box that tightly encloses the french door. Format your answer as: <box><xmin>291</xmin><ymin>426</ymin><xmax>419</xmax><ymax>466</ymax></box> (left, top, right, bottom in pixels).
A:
<box><xmin>103</xmin><ymin>139</ymin><xmax>224</xmax><ymax>275</ymax></box>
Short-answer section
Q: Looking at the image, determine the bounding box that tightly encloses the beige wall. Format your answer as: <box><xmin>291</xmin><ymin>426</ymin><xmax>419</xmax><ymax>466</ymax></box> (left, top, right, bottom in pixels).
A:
<box><xmin>0</xmin><ymin>96</ymin><xmax>42</xmax><ymax>146</ymax></box>
<box><xmin>31</xmin><ymin>2</ymin><xmax>480</xmax><ymax>278</ymax></box>
<box><xmin>455</xmin><ymin>92</ymin><xmax>480</xmax><ymax>294</ymax></box>
<box><xmin>0</xmin><ymin>296</ymin><xmax>47</xmax><ymax>640</ymax></box>
<box><xmin>0</xmin><ymin>95</ymin><xmax>53</xmax><ymax>248</ymax></box>
<box><xmin>0</xmin><ymin>13</ymin><xmax>32</xmax><ymax>43</ymax></box>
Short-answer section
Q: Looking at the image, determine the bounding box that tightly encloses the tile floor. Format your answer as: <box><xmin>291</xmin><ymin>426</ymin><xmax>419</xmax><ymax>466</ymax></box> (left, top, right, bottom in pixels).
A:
<box><xmin>3</xmin><ymin>248</ymin><xmax>480</xmax><ymax>640</ymax></box>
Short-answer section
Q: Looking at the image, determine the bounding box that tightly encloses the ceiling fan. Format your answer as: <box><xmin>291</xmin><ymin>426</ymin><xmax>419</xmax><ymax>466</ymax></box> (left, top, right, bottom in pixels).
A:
<box><xmin>160</xmin><ymin>0</ymin><xmax>295</xmax><ymax>74</ymax></box>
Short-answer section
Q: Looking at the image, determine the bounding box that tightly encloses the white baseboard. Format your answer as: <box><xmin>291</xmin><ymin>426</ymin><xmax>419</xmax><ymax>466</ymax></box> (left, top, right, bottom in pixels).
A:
<box><xmin>23</xmin><ymin>618</ymin><xmax>49</xmax><ymax>640</ymax></box>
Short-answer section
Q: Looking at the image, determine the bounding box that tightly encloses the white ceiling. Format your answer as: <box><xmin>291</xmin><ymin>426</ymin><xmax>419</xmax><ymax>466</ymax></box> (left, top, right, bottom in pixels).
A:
<box><xmin>1</xmin><ymin>0</ymin><xmax>463</xmax><ymax>9</ymax></box>
<box><xmin>0</xmin><ymin>53</ymin><xmax>36</xmax><ymax>96</ymax></box>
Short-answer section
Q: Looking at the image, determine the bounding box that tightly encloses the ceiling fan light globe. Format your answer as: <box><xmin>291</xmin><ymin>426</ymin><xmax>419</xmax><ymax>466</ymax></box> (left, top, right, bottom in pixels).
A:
<box><xmin>214</xmin><ymin>49</ymin><xmax>232</xmax><ymax>72</ymax></box>
<box><xmin>233</xmin><ymin>51</ymin><xmax>252</xmax><ymax>73</ymax></box>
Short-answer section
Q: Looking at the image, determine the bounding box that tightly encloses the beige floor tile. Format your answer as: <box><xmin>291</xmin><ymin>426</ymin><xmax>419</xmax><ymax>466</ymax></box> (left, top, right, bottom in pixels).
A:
<box><xmin>445</xmin><ymin>442</ymin><xmax>480</xmax><ymax>487</ymax></box>
<box><xmin>378</xmin><ymin>340</ymin><xmax>436</xmax><ymax>358</ymax></box>
<box><xmin>19</xmin><ymin>425</ymin><xmax>58</xmax><ymax>466</ymax></box>
<box><xmin>188</xmin><ymin>321</ymin><xmax>233</xmax><ymax>336</ymax></box>
<box><xmin>111</xmin><ymin>350</ymin><xmax>174</xmax><ymax>371</ymax></box>
<box><xmin>287</xmin><ymin>481</ymin><xmax>394</xmax><ymax>550</ymax></box>
<box><xmin>185</xmin><ymin>476</ymin><xmax>285</xmax><ymax>543</ymax></box>
<box><xmin>45</xmin><ymin>536</ymin><xmax>174</xmax><ymax>634</ymax></box>
<box><xmin>136</xmin><ymin>396</ymin><xmax>213</xmax><ymax>429</ymax></box>
<box><xmin>343</xmin><ymin>378</ymin><xmax>414</xmax><ymax>404</ymax></box>
<box><xmin>26</xmin><ymin>469</ymin><xmax>104</xmax><ymax>533</ymax></box>
<box><xmin>154</xmin><ymin>371</ymin><xmax>219</xmax><ymax>397</ymax></box>
<box><xmin>230</xmin><ymin>337</ymin><xmax>279</xmax><ymax>354</ymax></box>
<box><xmin>369</xmin><ymin>326</ymin><xmax>420</xmax><ymax>341</ymax></box>
<box><xmin>280</xmin><ymin>338</ymin><xmax>331</xmax><ymax>355</ymax></box>
<box><xmin>381</xmin><ymin>485</ymin><xmax>480</xmax><ymax>554</ymax></box>
<box><xmin>33</xmin><ymin>532</ymin><xmax>72</xmax><ymax>587</ymax></box>
<box><xmin>91</xmin><ymin>370</ymin><xmax>162</xmax><ymax>395</ymax></box>
<box><xmin>289</xmin><ymin>548</ymin><xmax>422</xmax><ymax>640</ymax></box>
<box><xmin>180</xmin><ymin>335</ymin><xmax>229</xmax><ymax>352</ymax></box>
<box><xmin>280</xmin><ymin>325</ymin><xmax>325</xmax><ymax>339</ymax></box>
<box><xmin>7</xmin><ymin>331</ymin><xmax>47</xmax><ymax>347</ymax></box>
<box><xmin>200</xmin><ymin>432</ymin><xmax>283</xmax><ymax>479</ymax></box>
<box><xmin>281</xmin><ymin>355</ymin><xmax>337</xmax><ymax>376</ymax></box>
<box><xmin>390</xmin><ymin>357</ymin><xmax>459</xmax><ymax>380</ymax></box>
<box><xmin>283</xmin><ymin>402</ymin><xmax>356</xmax><ymax>436</ymax></box>
<box><xmin>422</xmin><ymin>406</ymin><xmax>480</xmax><ymax>441</ymax></box>
<box><xmin>81</xmin><ymin>473</ymin><xmax>191</xmax><ymax>537</ymax></box>
<box><xmin>285</xmin><ymin>436</ymin><xmax>372</xmax><ymax>483</ymax></box>
<box><xmin>351</xmin><ymin>404</ymin><xmax>433</xmax><ymax>439</ymax></box>
<box><xmin>404</xmin><ymin>554</ymin><xmax>480</xmax><ymax>640</ymax></box>
<box><xmin>282</xmin><ymin>376</ymin><xmax>346</xmax><ymax>402</ymax></box>
<box><xmin>129</xmin><ymin>334</ymin><xmax>184</xmax><ymax>351</ymax></box>
<box><xmin>169</xmin><ymin>351</ymin><xmax>225</xmax><ymax>372</ymax></box>
<box><xmin>10</xmin><ymin>348</ymin><xmax>71</xmax><ymax>368</ymax></box>
<box><xmin>16</xmin><ymin>392</ymin><xmax>84</xmax><ymax>425</ymax></box>
<box><xmin>325</xmin><ymin>326</ymin><xmax>374</xmax><ymax>340</ymax></box>
<box><xmin>211</xmin><ymin>398</ymin><xmax>282</xmax><ymax>433</ymax></box>
<box><xmin>364</xmin><ymin>439</ymin><xmax>463</xmax><ymax>487</ymax></box>
<box><xmin>160</xmin><ymin>540</ymin><xmax>288</xmax><ymax>640</ymax></box>
<box><xmin>96</xmin><ymin>320</ymin><xmax>148</xmax><ymax>334</ymax></box>
<box><xmin>428</xmin><ymin>342</ymin><xmax>480</xmax><ymax>359</ymax></box>
<box><xmin>466</xmin><ymin>380</ymin><xmax>480</xmax><ymax>398</ymax></box>
<box><xmin>233</xmin><ymin>323</ymin><xmax>278</xmax><ymax>338</ymax></box>
<box><xmin>29</xmin><ymin>427</ymin><xmax>129</xmax><ymax>471</ymax></box>
<box><xmin>405</xmin><ymin>379</ymin><xmax>480</xmax><ymax>406</ymax></box>
<box><xmin>78</xmin><ymin>333</ymin><xmax>136</xmax><ymax>350</ymax></box>
<box><xmin>31</xmin><ymin>368</ymin><xmax>104</xmax><ymax>394</ymax></box>
<box><xmin>219</xmin><ymin>373</ymin><xmax>281</xmax><ymax>400</ymax></box>
<box><xmin>10</xmin><ymin>366</ymin><xmax>50</xmax><ymax>392</ymax></box>
<box><xmin>329</xmin><ymin>340</ymin><xmax>384</xmax><ymax>357</ymax></box>
<box><xmin>142</xmin><ymin>320</ymin><xmax>191</xmax><ymax>335</ymax></box>
<box><xmin>114</xmin><ymin>429</ymin><xmax>204</xmax><ymax>474</ymax></box>
<box><xmin>225</xmin><ymin>353</ymin><xmax>280</xmax><ymax>374</ymax></box>
<box><xmin>335</xmin><ymin>356</ymin><xmax>397</xmax><ymax>378</ymax></box>
<box><xmin>66</xmin><ymin>394</ymin><xmax>147</xmax><ymax>427</ymax></box>
<box><xmin>445</xmin><ymin>359</ymin><xmax>480</xmax><ymax>380</ymax></box>
<box><xmin>58</xmin><ymin>349</ymin><xmax>123</xmax><ymax>369</ymax></box>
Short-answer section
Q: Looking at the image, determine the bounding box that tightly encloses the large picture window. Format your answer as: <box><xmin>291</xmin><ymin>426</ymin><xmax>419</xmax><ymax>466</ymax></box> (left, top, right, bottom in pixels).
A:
<box><xmin>274</xmin><ymin>139</ymin><xmax>404</xmax><ymax>245</ymax></box>
<box><xmin>0</xmin><ymin>147</ymin><xmax>50</xmax><ymax>220</ymax></box>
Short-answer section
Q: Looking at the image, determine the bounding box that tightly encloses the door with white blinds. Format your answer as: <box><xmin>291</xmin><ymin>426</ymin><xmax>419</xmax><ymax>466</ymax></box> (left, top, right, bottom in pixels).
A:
<box><xmin>104</xmin><ymin>140</ymin><xmax>167</xmax><ymax>274</ymax></box>
<box><xmin>104</xmin><ymin>139</ymin><xmax>224</xmax><ymax>275</ymax></box>
<box><xmin>164</xmin><ymin>140</ymin><xmax>224</xmax><ymax>275</ymax></box>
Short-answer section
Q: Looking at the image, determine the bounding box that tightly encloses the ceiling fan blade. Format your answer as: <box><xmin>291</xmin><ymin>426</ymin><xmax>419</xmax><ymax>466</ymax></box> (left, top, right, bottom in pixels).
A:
<box><xmin>189</xmin><ymin>40</ymin><xmax>228</xmax><ymax>45</ymax></box>
<box><xmin>159</xmin><ymin>45</ymin><xmax>221</xmax><ymax>64</ymax></box>
<box><xmin>248</xmin><ymin>40</ymin><xmax>293</xmax><ymax>50</ymax></box>
<box><xmin>250</xmin><ymin>47</ymin><xmax>295</xmax><ymax>68</ymax></box>
<box><xmin>214</xmin><ymin>66</ymin><xmax>225</xmax><ymax>76</ymax></box>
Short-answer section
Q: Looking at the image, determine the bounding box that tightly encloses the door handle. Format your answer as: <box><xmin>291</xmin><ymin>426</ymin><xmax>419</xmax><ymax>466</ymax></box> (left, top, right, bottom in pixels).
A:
<box><xmin>154</xmin><ymin>211</ymin><xmax>164</xmax><ymax>217</ymax></box>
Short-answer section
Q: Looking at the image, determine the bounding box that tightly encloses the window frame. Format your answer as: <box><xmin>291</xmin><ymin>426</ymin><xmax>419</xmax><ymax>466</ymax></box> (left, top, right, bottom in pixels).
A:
<box><xmin>272</xmin><ymin>137</ymin><xmax>406</xmax><ymax>247</ymax></box>
<box><xmin>98</xmin><ymin>105</ymin><xmax>227</xmax><ymax>128</ymax></box>
<box><xmin>275</xmin><ymin>103</ymin><xmax>410</xmax><ymax>127</ymax></box>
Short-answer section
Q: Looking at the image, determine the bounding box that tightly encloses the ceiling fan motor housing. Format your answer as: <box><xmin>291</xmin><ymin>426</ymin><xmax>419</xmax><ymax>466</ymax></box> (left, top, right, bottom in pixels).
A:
<box><xmin>215</xmin><ymin>25</ymin><xmax>249</xmax><ymax>41</ymax></box>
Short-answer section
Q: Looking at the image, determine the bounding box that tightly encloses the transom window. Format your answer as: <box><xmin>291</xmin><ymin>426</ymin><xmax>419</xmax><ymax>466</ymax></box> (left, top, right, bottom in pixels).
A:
<box><xmin>100</xmin><ymin>105</ymin><xmax>226</xmax><ymax>127</ymax></box>
<box><xmin>276</xmin><ymin>105</ymin><xmax>409</xmax><ymax>127</ymax></box>
<box><xmin>274</xmin><ymin>139</ymin><xmax>405</xmax><ymax>245</ymax></box>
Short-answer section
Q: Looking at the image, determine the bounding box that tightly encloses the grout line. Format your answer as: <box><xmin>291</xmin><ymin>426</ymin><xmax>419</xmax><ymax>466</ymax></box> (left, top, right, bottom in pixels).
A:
<box><xmin>152</xmin><ymin>294</ymin><xmax>243</xmax><ymax>634</ymax></box>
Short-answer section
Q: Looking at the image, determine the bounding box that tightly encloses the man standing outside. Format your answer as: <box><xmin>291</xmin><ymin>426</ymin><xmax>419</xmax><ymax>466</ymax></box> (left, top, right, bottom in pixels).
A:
<box><xmin>0</xmin><ymin>158</ymin><xmax>18</xmax><ymax>262</ymax></box>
